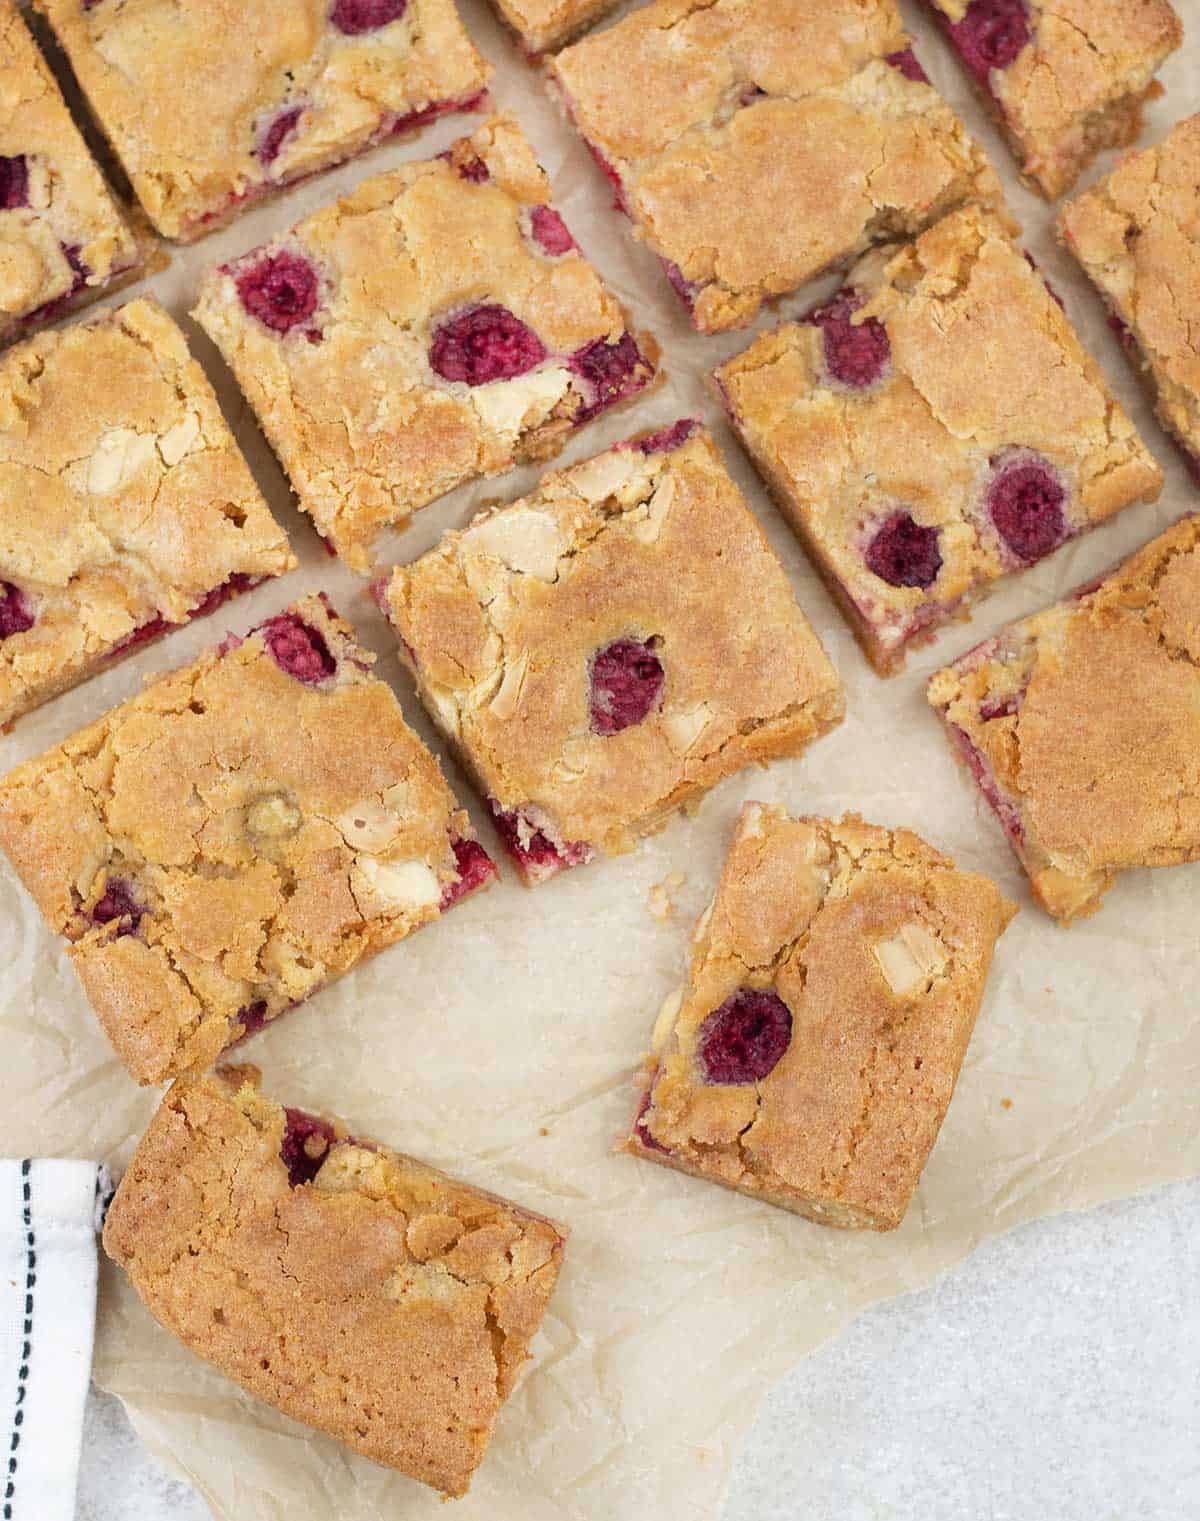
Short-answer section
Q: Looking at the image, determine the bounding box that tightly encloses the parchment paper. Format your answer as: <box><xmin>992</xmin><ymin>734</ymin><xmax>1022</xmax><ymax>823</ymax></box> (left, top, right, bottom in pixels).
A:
<box><xmin>3</xmin><ymin>2</ymin><xmax>1200</xmax><ymax>1516</ymax></box>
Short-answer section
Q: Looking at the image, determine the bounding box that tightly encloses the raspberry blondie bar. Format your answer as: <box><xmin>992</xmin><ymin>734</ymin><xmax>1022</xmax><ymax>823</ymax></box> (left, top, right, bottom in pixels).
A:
<box><xmin>0</xmin><ymin>594</ymin><xmax>496</xmax><ymax>1084</ymax></box>
<box><xmin>1058</xmin><ymin>114</ymin><xmax>1200</xmax><ymax>481</ymax></box>
<box><xmin>628</xmin><ymin>803</ymin><xmax>1013</xmax><ymax>1229</ymax></box>
<box><xmin>549</xmin><ymin>0</ymin><xmax>1008</xmax><ymax>334</ymax></box>
<box><xmin>375</xmin><ymin>423</ymin><xmax>844</xmax><ymax>883</ymax></box>
<box><xmin>923</xmin><ymin>0</ymin><xmax>1182</xmax><ymax>199</ymax></box>
<box><xmin>0</xmin><ymin>298</ymin><xmax>294</xmax><ymax>728</ymax></box>
<box><xmin>715</xmin><ymin>205</ymin><xmax>1163</xmax><ymax>674</ymax></box>
<box><xmin>0</xmin><ymin>1</ymin><xmax>142</xmax><ymax>345</ymax></box>
<box><xmin>194</xmin><ymin>116</ymin><xmax>656</xmax><ymax>571</ymax></box>
<box><xmin>35</xmin><ymin>0</ymin><xmax>490</xmax><ymax>242</ymax></box>
<box><xmin>928</xmin><ymin>516</ymin><xmax>1200</xmax><ymax>924</ymax></box>
<box><xmin>104</xmin><ymin>1067</ymin><xmax>565</xmax><ymax>1497</ymax></box>
<box><xmin>488</xmin><ymin>0</ymin><xmax>617</xmax><ymax>58</ymax></box>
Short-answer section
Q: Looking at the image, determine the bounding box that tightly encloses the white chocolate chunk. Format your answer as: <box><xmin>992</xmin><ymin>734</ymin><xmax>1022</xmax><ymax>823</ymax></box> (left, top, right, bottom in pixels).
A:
<box><xmin>470</xmin><ymin>366</ymin><xmax>572</xmax><ymax>442</ymax></box>
<box><xmin>468</xmin><ymin>506</ymin><xmax>570</xmax><ymax>581</ymax></box>
<box><xmin>246</xmin><ymin>793</ymin><xmax>302</xmax><ymax>839</ymax></box>
<box><xmin>353</xmin><ymin>857</ymin><xmax>440</xmax><ymax>913</ymax></box>
<box><xmin>158</xmin><ymin>411</ymin><xmax>203</xmax><ymax>466</ymax></box>
<box><xmin>87</xmin><ymin>428</ymin><xmax>158</xmax><ymax>493</ymax></box>
<box><xmin>872</xmin><ymin>922</ymin><xmax>949</xmax><ymax>997</ymax></box>
<box><xmin>663</xmin><ymin>701</ymin><xmax>716</xmax><ymax>753</ymax></box>
<box><xmin>335</xmin><ymin>798</ymin><xmax>402</xmax><ymax>852</ymax></box>
<box><xmin>490</xmin><ymin>650</ymin><xmax>529</xmax><ymax>720</ymax></box>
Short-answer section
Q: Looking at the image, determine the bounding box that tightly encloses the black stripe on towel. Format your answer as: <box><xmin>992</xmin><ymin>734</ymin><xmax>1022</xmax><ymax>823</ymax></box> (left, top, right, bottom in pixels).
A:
<box><xmin>3</xmin><ymin>1161</ymin><xmax>35</xmax><ymax>1521</ymax></box>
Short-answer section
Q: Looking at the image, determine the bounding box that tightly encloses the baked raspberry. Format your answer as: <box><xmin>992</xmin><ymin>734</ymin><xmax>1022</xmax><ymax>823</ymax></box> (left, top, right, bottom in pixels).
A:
<box><xmin>530</xmin><ymin>205</ymin><xmax>575</xmax><ymax>256</ymax></box>
<box><xmin>280</xmin><ymin>1108</ymin><xmax>338</xmax><ymax>1187</ymax></box>
<box><xmin>92</xmin><ymin>878</ymin><xmax>143</xmax><ymax>933</ymax></box>
<box><xmin>699</xmin><ymin>988</ymin><xmax>792</xmax><ymax>1084</ymax></box>
<box><xmin>866</xmin><ymin>512</ymin><xmax>943</xmax><ymax>589</ymax></box>
<box><xmin>886</xmin><ymin>47</ymin><xmax>929</xmax><ymax>83</ymax></box>
<box><xmin>589</xmin><ymin>637</ymin><xmax>664</xmax><ymax>734</ymax></box>
<box><xmin>663</xmin><ymin>260</ymin><xmax>698</xmax><ymax>312</ymax></box>
<box><xmin>189</xmin><ymin>573</ymin><xmax>258</xmax><ymax>620</ymax></box>
<box><xmin>23</xmin><ymin>245</ymin><xmax>87</xmax><ymax>326</ymax></box>
<box><xmin>234</xmin><ymin>250</ymin><xmax>320</xmax><ymax>334</ymax></box>
<box><xmin>946</xmin><ymin>0</ymin><xmax>1031</xmax><ymax>87</ymax></box>
<box><xmin>570</xmin><ymin>332</ymin><xmax>648</xmax><ymax>421</ymax></box>
<box><xmin>0</xmin><ymin>582</ymin><xmax>34</xmax><ymax>639</ymax></box>
<box><xmin>439</xmin><ymin>836</ymin><xmax>497</xmax><ymax>910</ymax></box>
<box><xmin>980</xmin><ymin>694</ymin><xmax>1019</xmax><ymax>721</ymax></box>
<box><xmin>986</xmin><ymin>453</ymin><xmax>1066</xmax><ymax>562</ymax></box>
<box><xmin>452</xmin><ymin>154</ymin><xmax>489</xmax><ymax>182</ymax></box>
<box><xmin>429</xmin><ymin>304</ymin><xmax>546</xmax><ymax>386</ymax></box>
<box><xmin>234</xmin><ymin>1000</ymin><xmax>269</xmax><ymax>1040</ymax></box>
<box><xmin>330</xmin><ymin>0</ymin><xmax>407</xmax><ymax>33</ymax></box>
<box><xmin>109</xmin><ymin>615</ymin><xmax>172</xmax><ymax>660</ymax></box>
<box><xmin>635</xmin><ymin>419</ymin><xmax>696</xmax><ymax>454</ymax></box>
<box><xmin>260</xmin><ymin>612</ymin><xmax>337</xmax><ymax>684</ymax></box>
<box><xmin>0</xmin><ymin>155</ymin><xmax>29</xmax><ymax>211</ymax></box>
<box><xmin>488</xmin><ymin>802</ymin><xmax>591</xmax><ymax>879</ymax></box>
<box><xmin>258</xmin><ymin>106</ymin><xmax>303</xmax><ymax>165</ymax></box>
<box><xmin>807</xmin><ymin>290</ymin><xmax>891</xmax><ymax>388</ymax></box>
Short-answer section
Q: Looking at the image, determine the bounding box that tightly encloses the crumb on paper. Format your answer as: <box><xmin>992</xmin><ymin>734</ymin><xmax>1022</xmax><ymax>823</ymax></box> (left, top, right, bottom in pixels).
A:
<box><xmin>1001</xmin><ymin>1098</ymin><xmax>1013</xmax><ymax>1110</ymax></box>
<box><xmin>539</xmin><ymin>1126</ymin><xmax>550</xmax><ymax>1136</ymax></box>
<box><xmin>648</xmin><ymin>871</ymin><xmax>687</xmax><ymax>921</ymax></box>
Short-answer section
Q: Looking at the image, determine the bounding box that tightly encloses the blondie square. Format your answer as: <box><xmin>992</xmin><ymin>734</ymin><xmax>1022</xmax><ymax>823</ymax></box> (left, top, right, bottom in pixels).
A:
<box><xmin>375</xmin><ymin>422</ymin><xmax>844</xmax><ymax>884</ymax></box>
<box><xmin>549</xmin><ymin>0</ymin><xmax>1008</xmax><ymax>334</ymax></box>
<box><xmin>0</xmin><ymin>1</ymin><xmax>142</xmax><ymax>344</ymax></box>
<box><xmin>928</xmin><ymin>515</ymin><xmax>1200</xmax><ymax>924</ymax></box>
<box><xmin>0</xmin><ymin>297</ymin><xmax>294</xmax><ymax>727</ymax></box>
<box><xmin>103</xmin><ymin>1067</ymin><xmax>566</xmax><ymax>1497</ymax></box>
<box><xmin>35</xmin><ymin>0</ymin><xmax>491</xmax><ymax>242</ymax></box>
<box><xmin>1058</xmin><ymin>113</ymin><xmax>1200</xmax><ymax>480</ymax></box>
<box><xmin>924</xmin><ymin>0</ymin><xmax>1182</xmax><ymax>198</ymax></box>
<box><xmin>715</xmin><ymin>205</ymin><xmax>1164</xmax><ymax>674</ymax></box>
<box><xmin>488</xmin><ymin>0</ymin><xmax>618</xmax><ymax>57</ymax></box>
<box><xmin>0</xmin><ymin>594</ymin><xmax>496</xmax><ymax>1084</ymax></box>
<box><xmin>194</xmin><ymin>116</ymin><xmax>656</xmax><ymax>572</ymax></box>
<box><xmin>627</xmin><ymin>803</ymin><xmax>1014</xmax><ymax>1229</ymax></box>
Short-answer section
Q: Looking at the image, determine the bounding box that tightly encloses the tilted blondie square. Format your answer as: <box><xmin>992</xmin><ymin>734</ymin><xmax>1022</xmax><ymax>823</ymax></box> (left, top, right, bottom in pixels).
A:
<box><xmin>35</xmin><ymin>0</ymin><xmax>490</xmax><ymax>242</ymax></box>
<box><xmin>0</xmin><ymin>1</ymin><xmax>142</xmax><ymax>345</ymax></box>
<box><xmin>928</xmin><ymin>516</ymin><xmax>1200</xmax><ymax>925</ymax></box>
<box><xmin>1058</xmin><ymin>114</ymin><xmax>1200</xmax><ymax>482</ymax></box>
<box><xmin>715</xmin><ymin>205</ymin><xmax>1164</xmax><ymax>674</ymax></box>
<box><xmin>549</xmin><ymin>0</ymin><xmax>1008</xmax><ymax>334</ymax></box>
<box><xmin>375</xmin><ymin>422</ymin><xmax>845</xmax><ymax>884</ymax></box>
<box><xmin>487</xmin><ymin>0</ymin><xmax>618</xmax><ymax>58</ymax></box>
<box><xmin>104</xmin><ymin>1067</ymin><xmax>566</xmax><ymax>1497</ymax></box>
<box><xmin>0</xmin><ymin>594</ymin><xmax>496</xmax><ymax>1084</ymax></box>
<box><xmin>194</xmin><ymin>116</ymin><xmax>657</xmax><ymax>572</ymax></box>
<box><xmin>0</xmin><ymin>298</ymin><xmax>295</xmax><ymax>728</ymax></box>
<box><xmin>923</xmin><ymin>0</ymin><xmax>1182</xmax><ymax>199</ymax></box>
<box><xmin>627</xmin><ymin>803</ymin><xmax>1014</xmax><ymax>1229</ymax></box>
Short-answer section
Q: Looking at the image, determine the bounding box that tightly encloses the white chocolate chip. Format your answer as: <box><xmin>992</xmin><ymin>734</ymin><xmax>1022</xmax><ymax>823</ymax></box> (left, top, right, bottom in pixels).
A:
<box><xmin>470</xmin><ymin>366</ymin><xmax>572</xmax><ymax>442</ymax></box>
<box><xmin>335</xmin><ymin>798</ymin><xmax>402</xmax><ymax>852</ymax></box>
<box><xmin>353</xmin><ymin>857</ymin><xmax>440</xmax><ymax>914</ymax></box>
<box><xmin>489</xmin><ymin>650</ymin><xmax>529</xmax><ymax>721</ymax></box>
<box><xmin>246</xmin><ymin>793</ymin><xmax>302</xmax><ymax>840</ymax></box>
<box><xmin>567</xmin><ymin>449</ymin><xmax>640</xmax><ymax>503</ymax></box>
<box><xmin>872</xmin><ymin>922</ymin><xmax>949</xmax><ymax>997</ymax></box>
<box><xmin>651</xmin><ymin>987</ymin><xmax>683</xmax><ymax>1051</ymax></box>
<box><xmin>631</xmin><ymin>475</ymin><xmax>676</xmax><ymax>544</ymax></box>
<box><xmin>663</xmin><ymin>701</ymin><xmax>716</xmax><ymax>753</ymax></box>
<box><xmin>469</xmin><ymin>507</ymin><xmax>570</xmax><ymax>581</ymax></box>
<box><xmin>422</xmin><ymin>681</ymin><xmax>463</xmax><ymax>739</ymax></box>
<box><xmin>87</xmin><ymin>428</ymin><xmax>158</xmax><ymax>494</ymax></box>
<box><xmin>158</xmin><ymin>411</ymin><xmax>203</xmax><ymax>466</ymax></box>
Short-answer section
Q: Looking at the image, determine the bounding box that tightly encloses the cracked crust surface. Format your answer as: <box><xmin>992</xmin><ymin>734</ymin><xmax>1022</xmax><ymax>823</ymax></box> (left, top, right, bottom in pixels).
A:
<box><xmin>193</xmin><ymin>115</ymin><xmax>656</xmax><ymax>572</ymax></box>
<box><xmin>0</xmin><ymin>2</ymin><xmax>141</xmax><ymax>341</ymax></box>
<box><xmin>103</xmin><ymin>1068</ymin><xmax>566</xmax><ymax>1497</ymax></box>
<box><xmin>35</xmin><ymin>0</ymin><xmax>490</xmax><ymax>242</ymax></box>
<box><xmin>928</xmin><ymin>515</ymin><xmax>1200</xmax><ymax>923</ymax></box>
<box><xmin>628</xmin><ymin>803</ymin><xmax>1013</xmax><ymax>1230</ymax></box>
<box><xmin>0</xmin><ymin>593</ymin><xmax>493</xmax><ymax>1084</ymax></box>
<box><xmin>378</xmin><ymin>425</ymin><xmax>845</xmax><ymax>880</ymax></box>
<box><xmin>1058</xmin><ymin>113</ymin><xmax>1200</xmax><ymax>469</ymax></box>
<box><xmin>927</xmin><ymin>0</ymin><xmax>1182</xmax><ymax>199</ymax></box>
<box><xmin>550</xmin><ymin>0</ymin><xmax>1008</xmax><ymax>334</ymax></box>
<box><xmin>716</xmin><ymin>205</ymin><xmax>1163</xmax><ymax>674</ymax></box>
<box><xmin>0</xmin><ymin>297</ymin><xmax>295</xmax><ymax>727</ymax></box>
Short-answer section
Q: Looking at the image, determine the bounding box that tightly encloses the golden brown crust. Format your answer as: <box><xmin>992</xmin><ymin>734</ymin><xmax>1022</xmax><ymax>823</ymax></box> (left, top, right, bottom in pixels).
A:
<box><xmin>0</xmin><ymin>1</ymin><xmax>141</xmax><ymax>340</ymax></box>
<box><xmin>0</xmin><ymin>594</ymin><xmax>493</xmax><ymax>1083</ymax></box>
<box><xmin>35</xmin><ymin>0</ymin><xmax>490</xmax><ymax>242</ymax></box>
<box><xmin>379</xmin><ymin>426</ymin><xmax>844</xmax><ymax>879</ymax></box>
<box><xmin>490</xmin><ymin>0</ymin><xmax>618</xmax><ymax>56</ymax></box>
<box><xmin>0</xmin><ymin>297</ymin><xmax>295</xmax><ymax>726</ymax></box>
<box><xmin>928</xmin><ymin>515</ymin><xmax>1200</xmax><ymax>923</ymax></box>
<box><xmin>193</xmin><ymin>116</ymin><xmax>656</xmax><ymax>572</ymax></box>
<box><xmin>716</xmin><ymin>205</ymin><xmax>1163</xmax><ymax>673</ymax></box>
<box><xmin>103</xmin><ymin>1069</ymin><xmax>566</xmax><ymax>1497</ymax></box>
<box><xmin>930</xmin><ymin>0</ymin><xmax>1182</xmax><ymax>198</ymax></box>
<box><xmin>628</xmin><ymin>804</ymin><xmax>1014</xmax><ymax>1229</ymax></box>
<box><xmin>1058</xmin><ymin>113</ymin><xmax>1200</xmax><ymax>466</ymax></box>
<box><xmin>550</xmin><ymin>0</ymin><xmax>1009</xmax><ymax>333</ymax></box>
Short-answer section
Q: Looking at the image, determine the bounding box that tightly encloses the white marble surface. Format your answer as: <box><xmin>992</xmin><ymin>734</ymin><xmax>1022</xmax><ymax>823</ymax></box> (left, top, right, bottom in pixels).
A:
<box><xmin>76</xmin><ymin>1179</ymin><xmax>1200</xmax><ymax>1520</ymax></box>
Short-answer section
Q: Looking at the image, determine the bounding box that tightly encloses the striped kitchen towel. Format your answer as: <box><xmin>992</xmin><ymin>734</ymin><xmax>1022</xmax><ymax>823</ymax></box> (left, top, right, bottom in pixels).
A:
<box><xmin>0</xmin><ymin>1161</ymin><xmax>110</xmax><ymax>1521</ymax></box>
